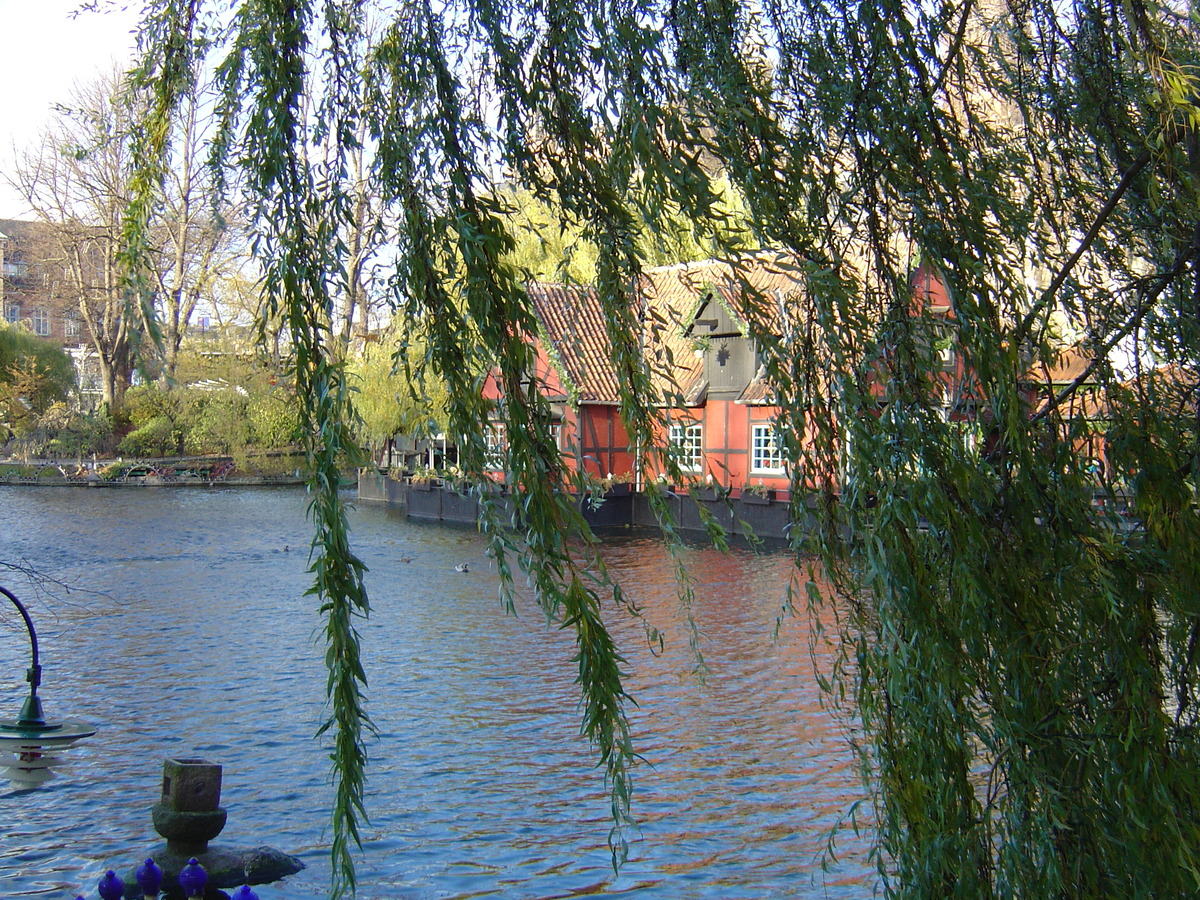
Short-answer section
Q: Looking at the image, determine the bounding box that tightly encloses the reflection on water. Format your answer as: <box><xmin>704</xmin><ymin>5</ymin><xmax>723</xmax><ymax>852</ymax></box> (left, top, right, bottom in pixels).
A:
<box><xmin>0</xmin><ymin>487</ymin><xmax>872</xmax><ymax>898</ymax></box>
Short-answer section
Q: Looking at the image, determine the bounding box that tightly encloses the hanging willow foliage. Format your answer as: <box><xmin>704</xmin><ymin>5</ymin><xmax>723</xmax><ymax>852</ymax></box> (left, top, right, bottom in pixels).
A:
<box><xmin>131</xmin><ymin>0</ymin><xmax>1200</xmax><ymax>896</ymax></box>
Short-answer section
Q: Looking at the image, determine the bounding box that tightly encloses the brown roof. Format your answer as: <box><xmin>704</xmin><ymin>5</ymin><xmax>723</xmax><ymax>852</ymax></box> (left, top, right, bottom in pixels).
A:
<box><xmin>1024</xmin><ymin>345</ymin><xmax>1094</xmax><ymax>385</ymax></box>
<box><xmin>524</xmin><ymin>252</ymin><xmax>810</xmax><ymax>408</ymax></box>
<box><xmin>737</xmin><ymin>372</ymin><xmax>777</xmax><ymax>404</ymax></box>
<box><xmin>1122</xmin><ymin>364</ymin><xmax>1199</xmax><ymax>417</ymax></box>
<box><xmin>526</xmin><ymin>283</ymin><xmax>623</xmax><ymax>403</ymax></box>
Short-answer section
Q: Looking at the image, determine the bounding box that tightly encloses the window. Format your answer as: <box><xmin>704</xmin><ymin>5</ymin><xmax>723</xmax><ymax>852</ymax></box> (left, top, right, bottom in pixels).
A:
<box><xmin>65</xmin><ymin>311</ymin><xmax>81</xmax><ymax>338</ymax></box>
<box><xmin>669</xmin><ymin>423</ymin><xmax>703</xmax><ymax>471</ymax></box>
<box><xmin>485</xmin><ymin>423</ymin><xmax>506</xmax><ymax>468</ymax></box>
<box><xmin>2</xmin><ymin>303</ymin><xmax>17</xmax><ymax>324</ymax></box>
<box><xmin>548</xmin><ymin>421</ymin><xmax>561</xmax><ymax>448</ymax></box>
<box><xmin>31</xmin><ymin>308</ymin><xmax>50</xmax><ymax>336</ymax></box>
<box><xmin>752</xmin><ymin>424</ymin><xmax>786</xmax><ymax>473</ymax></box>
<box><xmin>2</xmin><ymin>260</ymin><xmax>28</xmax><ymax>279</ymax></box>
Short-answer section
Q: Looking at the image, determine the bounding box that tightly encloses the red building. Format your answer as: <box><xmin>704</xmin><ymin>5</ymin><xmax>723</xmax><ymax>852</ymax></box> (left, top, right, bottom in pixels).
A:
<box><xmin>643</xmin><ymin>252</ymin><xmax>807</xmax><ymax>497</ymax></box>
<box><xmin>481</xmin><ymin>248</ymin><xmax>1120</xmax><ymax>509</ymax></box>
<box><xmin>483</xmin><ymin>253</ymin><xmax>811</xmax><ymax>497</ymax></box>
<box><xmin>1</xmin><ymin>218</ymin><xmax>106</xmax><ymax>407</ymax></box>
<box><xmin>481</xmin><ymin>283</ymin><xmax>637</xmax><ymax>483</ymax></box>
<box><xmin>0</xmin><ymin>219</ymin><xmax>80</xmax><ymax>343</ymax></box>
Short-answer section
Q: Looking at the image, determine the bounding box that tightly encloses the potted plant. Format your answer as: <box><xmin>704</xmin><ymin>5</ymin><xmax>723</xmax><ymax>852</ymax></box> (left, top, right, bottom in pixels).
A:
<box><xmin>408</xmin><ymin>465</ymin><xmax>439</xmax><ymax>490</ymax></box>
<box><xmin>743</xmin><ymin>480</ymin><xmax>776</xmax><ymax>504</ymax></box>
<box><xmin>602</xmin><ymin>472</ymin><xmax>634</xmax><ymax>496</ymax></box>
<box><xmin>694</xmin><ymin>475</ymin><xmax>729</xmax><ymax>502</ymax></box>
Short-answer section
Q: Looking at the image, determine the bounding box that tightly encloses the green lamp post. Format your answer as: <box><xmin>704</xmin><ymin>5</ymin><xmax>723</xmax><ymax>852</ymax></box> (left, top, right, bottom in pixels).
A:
<box><xmin>0</xmin><ymin>584</ymin><xmax>96</xmax><ymax>786</ymax></box>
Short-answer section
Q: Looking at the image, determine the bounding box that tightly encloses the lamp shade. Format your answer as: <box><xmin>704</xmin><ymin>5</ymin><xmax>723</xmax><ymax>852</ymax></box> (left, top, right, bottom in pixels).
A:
<box><xmin>97</xmin><ymin>870</ymin><xmax>125</xmax><ymax>900</ymax></box>
<box><xmin>178</xmin><ymin>857</ymin><xmax>207</xmax><ymax>898</ymax></box>
<box><xmin>135</xmin><ymin>857</ymin><xmax>164</xmax><ymax>897</ymax></box>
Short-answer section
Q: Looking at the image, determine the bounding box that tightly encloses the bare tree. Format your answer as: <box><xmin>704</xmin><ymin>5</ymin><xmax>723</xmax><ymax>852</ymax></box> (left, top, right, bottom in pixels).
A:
<box><xmin>11</xmin><ymin>72</ymin><xmax>135</xmax><ymax>409</ymax></box>
<box><xmin>336</xmin><ymin>129</ymin><xmax>386</xmax><ymax>353</ymax></box>
<box><xmin>9</xmin><ymin>68</ymin><xmax>237</xmax><ymax>406</ymax></box>
<box><xmin>288</xmin><ymin>15</ymin><xmax>392</xmax><ymax>359</ymax></box>
<box><xmin>148</xmin><ymin>86</ymin><xmax>237</xmax><ymax>385</ymax></box>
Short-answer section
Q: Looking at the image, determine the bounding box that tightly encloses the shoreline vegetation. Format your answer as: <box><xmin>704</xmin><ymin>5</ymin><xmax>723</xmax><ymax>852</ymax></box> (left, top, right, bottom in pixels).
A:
<box><xmin>0</xmin><ymin>452</ymin><xmax>309</xmax><ymax>487</ymax></box>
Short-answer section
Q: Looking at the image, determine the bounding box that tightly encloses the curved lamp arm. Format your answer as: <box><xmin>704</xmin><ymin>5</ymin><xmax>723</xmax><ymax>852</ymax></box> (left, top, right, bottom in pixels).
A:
<box><xmin>0</xmin><ymin>584</ymin><xmax>47</xmax><ymax>730</ymax></box>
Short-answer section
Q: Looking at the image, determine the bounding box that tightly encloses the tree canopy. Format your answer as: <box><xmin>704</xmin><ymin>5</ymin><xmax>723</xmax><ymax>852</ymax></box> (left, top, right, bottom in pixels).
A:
<box><xmin>347</xmin><ymin>324</ymin><xmax>450</xmax><ymax>457</ymax></box>
<box><xmin>0</xmin><ymin>322</ymin><xmax>75</xmax><ymax>438</ymax></box>
<box><xmin>10</xmin><ymin>68</ymin><xmax>238</xmax><ymax>404</ymax></box>
<box><xmin>131</xmin><ymin>0</ymin><xmax>1200</xmax><ymax>897</ymax></box>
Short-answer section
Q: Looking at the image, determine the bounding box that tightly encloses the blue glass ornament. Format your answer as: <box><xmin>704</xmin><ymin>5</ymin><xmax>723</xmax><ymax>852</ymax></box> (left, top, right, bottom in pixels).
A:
<box><xmin>136</xmin><ymin>858</ymin><xmax>164</xmax><ymax>897</ymax></box>
<box><xmin>178</xmin><ymin>858</ymin><xmax>207</xmax><ymax>898</ymax></box>
<box><xmin>98</xmin><ymin>870</ymin><xmax>125</xmax><ymax>900</ymax></box>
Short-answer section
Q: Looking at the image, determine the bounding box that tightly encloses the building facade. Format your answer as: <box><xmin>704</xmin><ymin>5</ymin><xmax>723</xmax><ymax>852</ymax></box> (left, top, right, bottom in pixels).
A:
<box><xmin>0</xmin><ymin>219</ymin><xmax>105</xmax><ymax>408</ymax></box>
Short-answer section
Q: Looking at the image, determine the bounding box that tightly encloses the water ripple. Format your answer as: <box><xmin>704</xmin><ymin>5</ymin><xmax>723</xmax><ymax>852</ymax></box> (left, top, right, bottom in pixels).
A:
<box><xmin>0</xmin><ymin>487</ymin><xmax>873</xmax><ymax>897</ymax></box>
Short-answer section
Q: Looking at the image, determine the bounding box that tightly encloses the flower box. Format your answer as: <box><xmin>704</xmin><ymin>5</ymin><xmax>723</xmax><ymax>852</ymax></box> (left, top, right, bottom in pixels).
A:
<box><xmin>742</xmin><ymin>489</ymin><xmax>775</xmax><ymax>504</ymax></box>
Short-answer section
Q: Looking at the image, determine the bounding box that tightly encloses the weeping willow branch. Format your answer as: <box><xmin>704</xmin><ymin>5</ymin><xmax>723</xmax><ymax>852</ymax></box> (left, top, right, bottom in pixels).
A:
<box><xmin>1030</xmin><ymin>243</ymin><xmax>1198</xmax><ymax>424</ymax></box>
<box><xmin>133</xmin><ymin>2</ymin><xmax>375</xmax><ymax>895</ymax></box>
<box><xmin>132</xmin><ymin>0</ymin><xmax>1200</xmax><ymax>896</ymax></box>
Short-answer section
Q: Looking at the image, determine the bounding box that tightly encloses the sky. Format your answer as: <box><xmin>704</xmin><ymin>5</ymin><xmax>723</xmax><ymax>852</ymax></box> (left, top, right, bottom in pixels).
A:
<box><xmin>0</xmin><ymin>0</ymin><xmax>141</xmax><ymax>219</ymax></box>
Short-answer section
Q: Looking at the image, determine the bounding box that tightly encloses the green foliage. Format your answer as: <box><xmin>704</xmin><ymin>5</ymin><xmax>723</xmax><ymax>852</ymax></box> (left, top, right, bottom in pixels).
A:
<box><xmin>43</xmin><ymin>410</ymin><xmax>114</xmax><ymax>459</ymax></box>
<box><xmin>117</xmin><ymin>414</ymin><xmax>178</xmax><ymax>457</ymax></box>
<box><xmin>183</xmin><ymin>390</ymin><xmax>251</xmax><ymax>454</ymax></box>
<box><xmin>249</xmin><ymin>390</ymin><xmax>300</xmax><ymax>448</ymax></box>
<box><xmin>109</xmin><ymin>382</ymin><xmax>298</xmax><ymax>459</ymax></box>
<box><xmin>0</xmin><ymin>324</ymin><xmax>76</xmax><ymax>426</ymax></box>
<box><xmin>347</xmin><ymin>328</ymin><xmax>449</xmax><ymax>453</ymax></box>
<box><xmin>133</xmin><ymin>0</ymin><xmax>1200</xmax><ymax>897</ymax></box>
<box><xmin>496</xmin><ymin>180</ymin><xmax>754</xmax><ymax>282</ymax></box>
<box><xmin>122</xmin><ymin>383</ymin><xmax>178</xmax><ymax>430</ymax></box>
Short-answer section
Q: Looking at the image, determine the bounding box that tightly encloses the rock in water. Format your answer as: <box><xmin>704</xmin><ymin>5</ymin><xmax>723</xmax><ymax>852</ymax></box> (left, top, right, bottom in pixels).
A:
<box><xmin>119</xmin><ymin>845</ymin><xmax>304</xmax><ymax>898</ymax></box>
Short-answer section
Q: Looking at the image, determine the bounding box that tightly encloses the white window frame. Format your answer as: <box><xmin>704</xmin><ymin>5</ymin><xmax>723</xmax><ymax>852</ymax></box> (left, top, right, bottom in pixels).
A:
<box><xmin>751</xmin><ymin>424</ymin><xmax>786</xmax><ymax>474</ymax></box>
<box><xmin>485</xmin><ymin>423</ymin><xmax>507</xmax><ymax>469</ymax></box>
<box><xmin>65</xmin><ymin>311</ymin><xmax>81</xmax><ymax>338</ymax></box>
<box><xmin>2</xmin><ymin>302</ymin><xmax>18</xmax><ymax>324</ymax></box>
<box><xmin>31</xmin><ymin>308</ymin><xmax>50</xmax><ymax>336</ymax></box>
<box><xmin>669</xmin><ymin>423</ymin><xmax>703</xmax><ymax>472</ymax></box>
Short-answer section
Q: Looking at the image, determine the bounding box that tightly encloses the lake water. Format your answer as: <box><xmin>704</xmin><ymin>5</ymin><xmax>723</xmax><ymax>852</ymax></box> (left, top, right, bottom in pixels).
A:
<box><xmin>0</xmin><ymin>486</ymin><xmax>873</xmax><ymax>898</ymax></box>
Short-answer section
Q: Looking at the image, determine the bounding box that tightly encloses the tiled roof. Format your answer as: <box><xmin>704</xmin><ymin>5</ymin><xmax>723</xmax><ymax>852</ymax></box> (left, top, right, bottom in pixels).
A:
<box><xmin>525</xmin><ymin>252</ymin><xmax>810</xmax><ymax>408</ymax></box>
<box><xmin>1024</xmin><ymin>345</ymin><xmax>1094</xmax><ymax>385</ymax></box>
<box><xmin>1017</xmin><ymin>345</ymin><xmax>1113</xmax><ymax>419</ymax></box>
<box><xmin>643</xmin><ymin>251</ymin><xmax>806</xmax><ymax>331</ymax></box>
<box><xmin>1121</xmin><ymin>364</ymin><xmax>1198</xmax><ymax>416</ymax></box>
<box><xmin>637</xmin><ymin>263</ymin><xmax>708</xmax><ymax>405</ymax></box>
<box><xmin>526</xmin><ymin>283</ymin><xmax>623</xmax><ymax>403</ymax></box>
<box><xmin>737</xmin><ymin>370</ymin><xmax>777</xmax><ymax>404</ymax></box>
